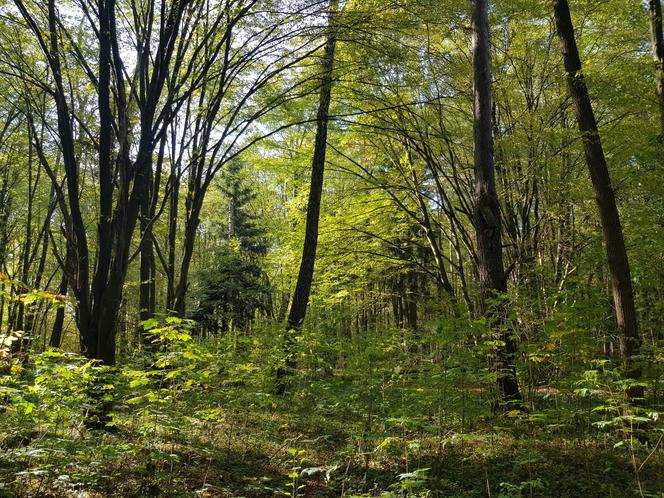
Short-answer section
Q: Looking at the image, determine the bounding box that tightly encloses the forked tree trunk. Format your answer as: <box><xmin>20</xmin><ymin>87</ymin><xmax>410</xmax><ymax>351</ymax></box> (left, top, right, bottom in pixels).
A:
<box><xmin>471</xmin><ymin>0</ymin><xmax>522</xmax><ymax>408</ymax></box>
<box><xmin>275</xmin><ymin>0</ymin><xmax>338</xmax><ymax>395</ymax></box>
<box><xmin>553</xmin><ymin>0</ymin><xmax>643</xmax><ymax>401</ymax></box>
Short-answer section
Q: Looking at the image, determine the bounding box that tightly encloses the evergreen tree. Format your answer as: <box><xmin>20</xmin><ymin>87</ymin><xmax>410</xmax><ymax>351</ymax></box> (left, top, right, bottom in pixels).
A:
<box><xmin>192</xmin><ymin>161</ymin><xmax>270</xmax><ymax>334</ymax></box>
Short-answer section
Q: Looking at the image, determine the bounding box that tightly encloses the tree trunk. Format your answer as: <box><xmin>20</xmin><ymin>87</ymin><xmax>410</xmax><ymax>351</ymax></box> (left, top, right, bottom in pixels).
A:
<box><xmin>553</xmin><ymin>0</ymin><xmax>643</xmax><ymax>401</ymax></box>
<box><xmin>11</xmin><ymin>132</ymin><xmax>37</xmax><ymax>354</ymax></box>
<box><xmin>649</xmin><ymin>0</ymin><xmax>664</xmax><ymax>135</ymax></box>
<box><xmin>139</xmin><ymin>163</ymin><xmax>155</xmax><ymax>344</ymax></box>
<box><xmin>173</xmin><ymin>203</ymin><xmax>201</xmax><ymax>316</ymax></box>
<box><xmin>25</xmin><ymin>189</ymin><xmax>54</xmax><ymax>340</ymax></box>
<box><xmin>49</xmin><ymin>274</ymin><xmax>68</xmax><ymax>348</ymax></box>
<box><xmin>404</xmin><ymin>273</ymin><xmax>418</xmax><ymax>331</ymax></box>
<box><xmin>471</xmin><ymin>0</ymin><xmax>522</xmax><ymax>407</ymax></box>
<box><xmin>275</xmin><ymin>0</ymin><xmax>338</xmax><ymax>394</ymax></box>
<box><xmin>166</xmin><ymin>166</ymin><xmax>179</xmax><ymax>312</ymax></box>
<box><xmin>140</xmin><ymin>133</ymin><xmax>166</xmax><ymax>336</ymax></box>
<box><xmin>0</xmin><ymin>166</ymin><xmax>9</xmax><ymax>330</ymax></box>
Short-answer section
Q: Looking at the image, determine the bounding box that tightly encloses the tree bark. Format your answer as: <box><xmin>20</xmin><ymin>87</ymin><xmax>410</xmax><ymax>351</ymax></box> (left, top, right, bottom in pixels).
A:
<box><xmin>12</xmin><ymin>0</ymin><xmax>192</xmax><ymax>366</ymax></box>
<box><xmin>49</xmin><ymin>274</ymin><xmax>68</xmax><ymax>348</ymax></box>
<box><xmin>140</xmin><ymin>134</ymin><xmax>165</xmax><ymax>343</ymax></box>
<box><xmin>166</xmin><ymin>159</ymin><xmax>180</xmax><ymax>312</ymax></box>
<box><xmin>173</xmin><ymin>199</ymin><xmax>202</xmax><ymax>316</ymax></box>
<box><xmin>471</xmin><ymin>0</ymin><xmax>522</xmax><ymax>407</ymax></box>
<box><xmin>553</xmin><ymin>0</ymin><xmax>643</xmax><ymax>400</ymax></box>
<box><xmin>0</xmin><ymin>165</ymin><xmax>10</xmax><ymax>330</ymax></box>
<box><xmin>649</xmin><ymin>0</ymin><xmax>664</xmax><ymax>135</ymax></box>
<box><xmin>139</xmin><ymin>163</ymin><xmax>155</xmax><ymax>344</ymax></box>
<box><xmin>275</xmin><ymin>0</ymin><xmax>338</xmax><ymax>394</ymax></box>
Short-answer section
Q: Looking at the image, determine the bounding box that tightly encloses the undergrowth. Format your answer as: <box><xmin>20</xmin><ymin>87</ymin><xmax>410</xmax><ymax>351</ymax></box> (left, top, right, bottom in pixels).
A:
<box><xmin>0</xmin><ymin>318</ymin><xmax>662</xmax><ymax>497</ymax></box>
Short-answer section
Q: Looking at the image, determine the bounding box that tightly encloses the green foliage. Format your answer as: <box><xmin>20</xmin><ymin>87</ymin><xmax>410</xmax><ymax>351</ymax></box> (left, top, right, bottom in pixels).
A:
<box><xmin>0</xmin><ymin>318</ymin><xmax>662</xmax><ymax>496</ymax></box>
<box><xmin>192</xmin><ymin>160</ymin><xmax>271</xmax><ymax>334</ymax></box>
<box><xmin>191</xmin><ymin>241</ymin><xmax>271</xmax><ymax>334</ymax></box>
<box><xmin>0</xmin><ymin>0</ymin><xmax>663</xmax><ymax>496</ymax></box>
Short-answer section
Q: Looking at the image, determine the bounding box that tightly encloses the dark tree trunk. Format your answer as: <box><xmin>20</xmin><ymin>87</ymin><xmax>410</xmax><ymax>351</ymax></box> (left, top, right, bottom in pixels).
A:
<box><xmin>49</xmin><ymin>274</ymin><xmax>68</xmax><ymax>348</ymax></box>
<box><xmin>275</xmin><ymin>0</ymin><xmax>338</xmax><ymax>394</ymax></box>
<box><xmin>139</xmin><ymin>163</ymin><xmax>155</xmax><ymax>344</ymax></box>
<box><xmin>649</xmin><ymin>0</ymin><xmax>664</xmax><ymax>135</ymax></box>
<box><xmin>173</xmin><ymin>202</ymin><xmax>202</xmax><ymax>316</ymax></box>
<box><xmin>391</xmin><ymin>277</ymin><xmax>403</xmax><ymax>329</ymax></box>
<box><xmin>140</xmin><ymin>127</ymin><xmax>166</xmax><ymax>336</ymax></box>
<box><xmin>0</xmin><ymin>165</ymin><xmax>10</xmax><ymax>329</ymax></box>
<box><xmin>140</xmin><ymin>134</ymin><xmax>165</xmax><ymax>343</ymax></box>
<box><xmin>172</xmin><ymin>127</ymin><xmax>207</xmax><ymax>317</ymax></box>
<box><xmin>404</xmin><ymin>273</ymin><xmax>418</xmax><ymax>331</ymax></box>
<box><xmin>471</xmin><ymin>0</ymin><xmax>522</xmax><ymax>407</ymax></box>
<box><xmin>25</xmin><ymin>188</ymin><xmax>54</xmax><ymax>339</ymax></box>
<box><xmin>553</xmin><ymin>0</ymin><xmax>643</xmax><ymax>401</ymax></box>
<box><xmin>166</xmin><ymin>163</ymin><xmax>179</xmax><ymax>312</ymax></box>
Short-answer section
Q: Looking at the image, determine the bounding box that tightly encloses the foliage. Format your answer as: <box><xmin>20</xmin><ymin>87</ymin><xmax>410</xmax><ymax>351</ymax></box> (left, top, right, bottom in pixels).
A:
<box><xmin>0</xmin><ymin>0</ymin><xmax>662</xmax><ymax>496</ymax></box>
<box><xmin>0</xmin><ymin>320</ymin><xmax>662</xmax><ymax>496</ymax></box>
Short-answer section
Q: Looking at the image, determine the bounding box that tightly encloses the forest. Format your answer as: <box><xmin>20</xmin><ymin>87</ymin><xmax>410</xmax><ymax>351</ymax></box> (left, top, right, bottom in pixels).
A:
<box><xmin>0</xmin><ymin>0</ymin><xmax>662</xmax><ymax>496</ymax></box>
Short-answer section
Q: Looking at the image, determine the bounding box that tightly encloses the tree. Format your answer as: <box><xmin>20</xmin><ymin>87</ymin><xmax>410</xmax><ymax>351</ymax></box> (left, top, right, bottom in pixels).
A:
<box><xmin>192</xmin><ymin>161</ymin><xmax>270</xmax><ymax>334</ymax></box>
<box><xmin>6</xmin><ymin>0</ymin><xmax>202</xmax><ymax>364</ymax></box>
<box><xmin>552</xmin><ymin>0</ymin><xmax>643</xmax><ymax>401</ymax></box>
<box><xmin>192</xmin><ymin>244</ymin><xmax>270</xmax><ymax>334</ymax></box>
<box><xmin>275</xmin><ymin>0</ymin><xmax>339</xmax><ymax>394</ymax></box>
<box><xmin>166</xmin><ymin>2</ymin><xmax>330</xmax><ymax>316</ymax></box>
<box><xmin>649</xmin><ymin>0</ymin><xmax>664</xmax><ymax>136</ymax></box>
<box><xmin>471</xmin><ymin>0</ymin><xmax>522</xmax><ymax>408</ymax></box>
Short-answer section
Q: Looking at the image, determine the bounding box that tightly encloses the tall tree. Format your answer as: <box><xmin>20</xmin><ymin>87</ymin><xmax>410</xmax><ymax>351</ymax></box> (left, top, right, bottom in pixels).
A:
<box><xmin>10</xmin><ymin>0</ymin><xmax>205</xmax><ymax>364</ymax></box>
<box><xmin>275</xmin><ymin>0</ymin><xmax>339</xmax><ymax>394</ymax></box>
<box><xmin>471</xmin><ymin>0</ymin><xmax>521</xmax><ymax>407</ymax></box>
<box><xmin>553</xmin><ymin>0</ymin><xmax>643</xmax><ymax>400</ymax></box>
<box><xmin>139</xmin><ymin>134</ymin><xmax>166</xmax><ymax>345</ymax></box>
<box><xmin>649</xmin><ymin>0</ymin><xmax>664</xmax><ymax>135</ymax></box>
<box><xmin>168</xmin><ymin>2</ymin><xmax>326</xmax><ymax>316</ymax></box>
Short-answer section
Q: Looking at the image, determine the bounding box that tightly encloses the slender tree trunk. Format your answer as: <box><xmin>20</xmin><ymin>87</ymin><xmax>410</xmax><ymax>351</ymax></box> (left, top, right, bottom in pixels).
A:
<box><xmin>25</xmin><ymin>190</ymin><xmax>54</xmax><ymax>339</ymax></box>
<box><xmin>553</xmin><ymin>0</ymin><xmax>643</xmax><ymax>401</ymax></box>
<box><xmin>172</xmin><ymin>140</ymin><xmax>208</xmax><ymax>317</ymax></box>
<box><xmin>649</xmin><ymin>0</ymin><xmax>664</xmax><ymax>135</ymax></box>
<box><xmin>173</xmin><ymin>202</ymin><xmax>201</xmax><ymax>316</ymax></box>
<box><xmin>471</xmin><ymin>0</ymin><xmax>522</xmax><ymax>407</ymax></box>
<box><xmin>275</xmin><ymin>0</ymin><xmax>338</xmax><ymax>394</ymax></box>
<box><xmin>11</xmin><ymin>133</ymin><xmax>36</xmax><ymax>352</ymax></box>
<box><xmin>139</xmin><ymin>164</ymin><xmax>155</xmax><ymax>344</ymax></box>
<box><xmin>166</xmin><ymin>177</ymin><xmax>179</xmax><ymax>312</ymax></box>
<box><xmin>49</xmin><ymin>274</ymin><xmax>68</xmax><ymax>348</ymax></box>
<box><xmin>166</xmin><ymin>130</ymin><xmax>180</xmax><ymax>312</ymax></box>
<box><xmin>0</xmin><ymin>166</ymin><xmax>9</xmax><ymax>330</ymax></box>
<box><xmin>404</xmin><ymin>272</ymin><xmax>418</xmax><ymax>331</ymax></box>
<box><xmin>140</xmin><ymin>133</ymin><xmax>165</xmax><ymax>336</ymax></box>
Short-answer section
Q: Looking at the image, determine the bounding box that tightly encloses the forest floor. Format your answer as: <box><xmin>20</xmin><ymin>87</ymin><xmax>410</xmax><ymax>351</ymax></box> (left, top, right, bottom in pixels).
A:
<box><xmin>1</xmin><ymin>364</ymin><xmax>663</xmax><ymax>498</ymax></box>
